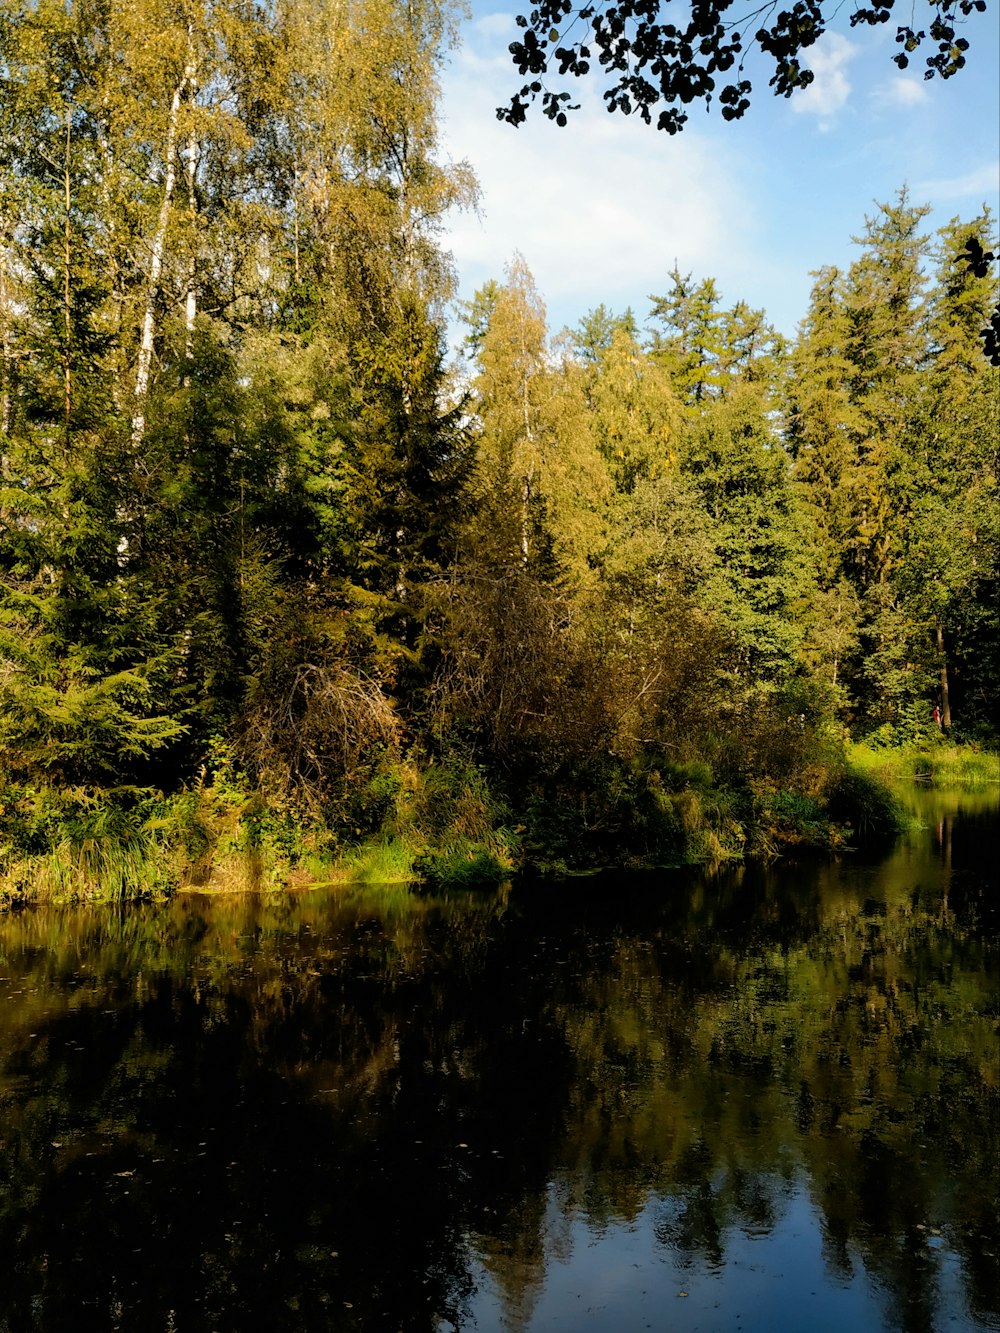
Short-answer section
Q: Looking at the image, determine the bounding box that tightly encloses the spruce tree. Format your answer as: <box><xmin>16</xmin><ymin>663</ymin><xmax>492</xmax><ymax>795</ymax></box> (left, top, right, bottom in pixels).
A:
<box><xmin>680</xmin><ymin>386</ymin><xmax>803</xmax><ymax>681</ymax></box>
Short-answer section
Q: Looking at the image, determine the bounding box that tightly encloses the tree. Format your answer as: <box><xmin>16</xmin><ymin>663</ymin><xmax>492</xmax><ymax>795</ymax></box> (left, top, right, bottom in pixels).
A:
<box><xmin>0</xmin><ymin>0</ymin><xmax>193</xmax><ymax>787</ymax></box>
<box><xmin>497</xmin><ymin>0</ymin><xmax>988</xmax><ymax>133</ymax></box>
<box><xmin>680</xmin><ymin>386</ymin><xmax>804</xmax><ymax>679</ymax></box>
<box><xmin>587</xmin><ymin>319</ymin><xmax>682</xmax><ymax>493</ymax></box>
<box><xmin>0</xmin><ymin>0</ymin><xmax>478</xmax><ymax>804</ymax></box>
<box><xmin>649</xmin><ymin>270</ymin><xmax>786</xmax><ymax>409</ymax></box>
<box><xmin>465</xmin><ymin>257</ymin><xmax>554</xmax><ymax>568</ymax></box>
<box><xmin>786</xmin><ymin>193</ymin><xmax>998</xmax><ymax>737</ymax></box>
<box><xmin>899</xmin><ymin>210</ymin><xmax>1000</xmax><ymax>733</ymax></box>
<box><xmin>649</xmin><ymin>270</ymin><xmax>726</xmax><ymax>407</ymax></box>
<box><xmin>465</xmin><ymin>259</ymin><xmax>615</xmax><ymax>583</ymax></box>
<box><xmin>339</xmin><ymin>295</ymin><xmax>474</xmax><ymax>606</ymax></box>
<box><xmin>785</xmin><ymin>266</ymin><xmax>865</xmax><ymax>697</ymax></box>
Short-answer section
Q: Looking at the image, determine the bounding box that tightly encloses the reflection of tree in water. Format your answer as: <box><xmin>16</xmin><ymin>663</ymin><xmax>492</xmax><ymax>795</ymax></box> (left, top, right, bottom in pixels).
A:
<box><xmin>487</xmin><ymin>857</ymin><xmax>997</xmax><ymax>1330</ymax></box>
<box><xmin>0</xmin><ymin>893</ymin><xmax>518</xmax><ymax>1331</ymax></box>
<box><xmin>0</xmin><ymin>829</ymin><xmax>996</xmax><ymax>1331</ymax></box>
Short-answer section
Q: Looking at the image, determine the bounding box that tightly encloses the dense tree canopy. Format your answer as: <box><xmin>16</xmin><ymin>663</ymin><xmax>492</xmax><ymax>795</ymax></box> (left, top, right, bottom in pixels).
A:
<box><xmin>0</xmin><ymin>0</ymin><xmax>996</xmax><ymax>891</ymax></box>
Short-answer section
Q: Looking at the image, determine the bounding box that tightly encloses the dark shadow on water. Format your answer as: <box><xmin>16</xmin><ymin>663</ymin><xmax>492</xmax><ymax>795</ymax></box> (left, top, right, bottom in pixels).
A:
<box><xmin>0</xmin><ymin>799</ymin><xmax>996</xmax><ymax>1331</ymax></box>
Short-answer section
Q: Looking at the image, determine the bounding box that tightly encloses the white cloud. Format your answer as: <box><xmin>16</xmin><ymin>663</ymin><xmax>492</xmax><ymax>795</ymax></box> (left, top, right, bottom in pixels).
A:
<box><xmin>430</xmin><ymin>0</ymin><xmax>1000</xmax><ymax>344</ymax></box>
<box><xmin>440</xmin><ymin>37</ymin><xmax>754</xmax><ymax>336</ymax></box>
<box><xmin>469</xmin><ymin>10</ymin><xmax>517</xmax><ymax>40</ymax></box>
<box><xmin>874</xmin><ymin>75</ymin><xmax>931</xmax><ymax>109</ymax></box>
<box><xmin>791</xmin><ymin>33</ymin><xmax>857</xmax><ymax>121</ymax></box>
<box><xmin>915</xmin><ymin>163</ymin><xmax>1000</xmax><ymax>199</ymax></box>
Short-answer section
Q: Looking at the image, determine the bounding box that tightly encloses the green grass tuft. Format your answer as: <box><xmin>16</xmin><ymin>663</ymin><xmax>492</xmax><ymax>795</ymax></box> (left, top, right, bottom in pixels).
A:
<box><xmin>339</xmin><ymin>837</ymin><xmax>418</xmax><ymax>886</ymax></box>
<box><xmin>413</xmin><ymin>845</ymin><xmax>510</xmax><ymax>892</ymax></box>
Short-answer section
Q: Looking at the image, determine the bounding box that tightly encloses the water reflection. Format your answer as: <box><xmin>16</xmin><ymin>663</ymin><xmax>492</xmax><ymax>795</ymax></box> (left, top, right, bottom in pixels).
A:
<box><xmin>0</xmin><ymin>805</ymin><xmax>996</xmax><ymax>1332</ymax></box>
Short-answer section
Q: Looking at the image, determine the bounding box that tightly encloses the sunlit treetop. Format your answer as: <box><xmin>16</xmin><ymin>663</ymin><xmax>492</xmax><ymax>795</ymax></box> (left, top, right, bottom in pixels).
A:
<box><xmin>498</xmin><ymin>0</ymin><xmax>987</xmax><ymax>132</ymax></box>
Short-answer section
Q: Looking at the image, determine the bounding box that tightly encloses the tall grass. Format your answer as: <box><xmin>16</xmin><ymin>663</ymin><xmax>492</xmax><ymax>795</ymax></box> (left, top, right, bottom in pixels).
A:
<box><xmin>337</xmin><ymin>837</ymin><xmax>418</xmax><ymax>886</ymax></box>
<box><xmin>0</xmin><ymin>789</ymin><xmax>177</xmax><ymax>906</ymax></box>
<box><xmin>1</xmin><ymin>837</ymin><xmax>173</xmax><ymax>906</ymax></box>
<box><xmin>848</xmin><ymin>742</ymin><xmax>1000</xmax><ymax>789</ymax></box>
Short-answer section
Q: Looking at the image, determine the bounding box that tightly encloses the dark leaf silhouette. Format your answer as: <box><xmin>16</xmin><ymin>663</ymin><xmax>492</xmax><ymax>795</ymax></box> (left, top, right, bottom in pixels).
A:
<box><xmin>498</xmin><ymin>0</ymin><xmax>986</xmax><ymax>130</ymax></box>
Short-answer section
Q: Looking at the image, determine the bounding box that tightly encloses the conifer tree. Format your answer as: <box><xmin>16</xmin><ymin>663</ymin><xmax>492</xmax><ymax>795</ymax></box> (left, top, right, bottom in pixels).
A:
<box><xmin>680</xmin><ymin>387</ymin><xmax>803</xmax><ymax>680</ymax></box>
<box><xmin>785</xmin><ymin>267</ymin><xmax>865</xmax><ymax>696</ymax></box>
<box><xmin>588</xmin><ymin>321</ymin><xmax>682</xmax><ymax>495</ymax></box>
<box><xmin>900</xmin><ymin>211</ymin><xmax>1000</xmax><ymax>733</ymax></box>
<box><xmin>648</xmin><ymin>268</ymin><xmax>725</xmax><ymax>407</ymax></box>
<box><xmin>0</xmin><ymin>0</ymin><xmax>187</xmax><ymax>786</ymax></box>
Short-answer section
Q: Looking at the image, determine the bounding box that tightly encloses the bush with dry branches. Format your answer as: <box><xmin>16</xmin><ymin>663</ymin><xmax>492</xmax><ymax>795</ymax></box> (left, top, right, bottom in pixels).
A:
<box><xmin>241</xmin><ymin>661</ymin><xmax>400</xmax><ymax>811</ymax></box>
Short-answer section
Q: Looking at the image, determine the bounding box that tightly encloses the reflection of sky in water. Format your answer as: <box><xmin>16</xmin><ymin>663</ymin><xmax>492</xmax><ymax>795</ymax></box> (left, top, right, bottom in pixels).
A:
<box><xmin>466</xmin><ymin>1184</ymin><xmax>980</xmax><ymax>1332</ymax></box>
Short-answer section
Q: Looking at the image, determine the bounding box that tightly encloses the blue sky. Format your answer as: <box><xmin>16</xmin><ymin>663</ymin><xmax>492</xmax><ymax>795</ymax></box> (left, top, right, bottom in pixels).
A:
<box><xmin>438</xmin><ymin>0</ymin><xmax>1000</xmax><ymax>343</ymax></box>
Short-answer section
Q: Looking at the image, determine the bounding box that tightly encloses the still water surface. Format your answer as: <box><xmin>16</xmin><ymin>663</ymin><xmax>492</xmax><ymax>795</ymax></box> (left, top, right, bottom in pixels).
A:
<box><xmin>0</xmin><ymin>792</ymin><xmax>997</xmax><ymax>1332</ymax></box>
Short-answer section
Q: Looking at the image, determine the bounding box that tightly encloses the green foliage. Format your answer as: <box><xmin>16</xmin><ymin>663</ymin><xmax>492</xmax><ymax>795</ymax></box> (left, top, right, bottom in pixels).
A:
<box><xmin>0</xmin><ymin>639</ymin><xmax>186</xmax><ymax>785</ymax></box>
<box><xmin>413</xmin><ymin>846</ymin><xmax>509</xmax><ymax>892</ymax></box>
<box><xmin>340</xmin><ymin>837</ymin><xmax>418</xmax><ymax>886</ymax></box>
<box><xmin>406</xmin><ymin>755</ymin><xmax>512</xmax><ymax>847</ymax></box>
<box><xmin>517</xmin><ymin>754</ymin><xmax>751</xmax><ymax>872</ymax></box>
<box><xmin>746</xmin><ymin>782</ymin><xmax>842</xmax><ymax>855</ymax></box>
<box><xmin>788</xmin><ymin>194</ymin><xmax>998</xmax><ymax>739</ymax></box>
<box><xmin>0</xmin><ymin>786</ymin><xmax>175</xmax><ymax>904</ymax></box>
<box><xmin>823</xmin><ymin>768</ymin><xmax>910</xmax><ymax>846</ymax></box>
<box><xmin>345</xmin><ymin>759</ymin><xmax>405</xmax><ymax>839</ymax></box>
<box><xmin>0</xmin><ymin>0</ymin><xmax>993</xmax><ymax>897</ymax></box>
<box><xmin>679</xmin><ymin>387</ymin><xmax>803</xmax><ymax>677</ymax></box>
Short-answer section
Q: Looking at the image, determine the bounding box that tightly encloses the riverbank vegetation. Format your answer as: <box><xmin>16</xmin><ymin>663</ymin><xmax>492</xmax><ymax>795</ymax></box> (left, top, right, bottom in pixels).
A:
<box><xmin>847</xmin><ymin>741</ymin><xmax>1000</xmax><ymax>789</ymax></box>
<box><xmin>0</xmin><ymin>0</ymin><xmax>996</xmax><ymax>903</ymax></box>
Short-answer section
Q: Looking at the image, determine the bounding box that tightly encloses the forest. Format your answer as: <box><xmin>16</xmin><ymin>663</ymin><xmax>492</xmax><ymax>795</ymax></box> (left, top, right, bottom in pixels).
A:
<box><xmin>0</xmin><ymin>0</ymin><xmax>997</xmax><ymax>899</ymax></box>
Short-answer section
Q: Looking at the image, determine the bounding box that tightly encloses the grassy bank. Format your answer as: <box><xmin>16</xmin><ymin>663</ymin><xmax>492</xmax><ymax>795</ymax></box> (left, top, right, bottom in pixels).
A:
<box><xmin>0</xmin><ymin>740</ymin><xmax>941</xmax><ymax>906</ymax></box>
<box><xmin>846</xmin><ymin>741</ymin><xmax>1000</xmax><ymax>789</ymax></box>
<box><xmin>0</xmin><ymin>755</ymin><xmax>519</xmax><ymax>907</ymax></box>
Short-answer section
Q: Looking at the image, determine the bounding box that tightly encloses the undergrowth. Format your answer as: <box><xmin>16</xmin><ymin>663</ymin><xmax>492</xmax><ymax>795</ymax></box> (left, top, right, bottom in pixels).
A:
<box><xmin>3</xmin><ymin>738</ymin><xmax>975</xmax><ymax>906</ymax></box>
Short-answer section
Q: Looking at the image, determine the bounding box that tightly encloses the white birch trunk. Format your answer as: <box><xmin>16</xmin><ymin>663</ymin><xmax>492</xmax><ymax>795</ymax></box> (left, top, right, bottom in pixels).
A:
<box><xmin>131</xmin><ymin>47</ymin><xmax>197</xmax><ymax>447</ymax></box>
<box><xmin>183</xmin><ymin>125</ymin><xmax>198</xmax><ymax>379</ymax></box>
<box><xmin>63</xmin><ymin>106</ymin><xmax>72</xmax><ymax>430</ymax></box>
<box><xmin>519</xmin><ymin>322</ymin><xmax>535</xmax><ymax>565</ymax></box>
<box><xmin>0</xmin><ymin>238</ymin><xmax>12</xmax><ymax>438</ymax></box>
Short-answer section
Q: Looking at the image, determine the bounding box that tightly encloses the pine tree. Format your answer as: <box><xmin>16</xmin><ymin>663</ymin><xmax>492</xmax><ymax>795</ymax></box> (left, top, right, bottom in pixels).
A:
<box><xmin>787</xmin><ymin>191</ymin><xmax>943</xmax><ymax>734</ymax></box>
<box><xmin>899</xmin><ymin>211</ymin><xmax>1000</xmax><ymax>733</ymax></box>
<box><xmin>841</xmin><ymin>189</ymin><xmax>931</xmax><ymax>594</ymax></box>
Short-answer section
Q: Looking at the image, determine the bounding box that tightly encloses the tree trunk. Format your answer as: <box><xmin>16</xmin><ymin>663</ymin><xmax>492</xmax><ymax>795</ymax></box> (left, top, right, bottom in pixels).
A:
<box><xmin>293</xmin><ymin>163</ymin><xmax>301</xmax><ymax>286</ymax></box>
<box><xmin>936</xmin><ymin>622</ymin><xmax>952</xmax><ymax>727</ymax></box>
<box><xmin>0</xmin><ymin>239</ymin><xmax>12</xmax><ymax>437</ymax></box>
<box><xmin>520</xmin><ymin>473</ymin><xmax>531</xmax><ymax>564</ymax></box>
<box><xmin>63</xmin><ymin>106</ymin><xmax>72</xmax><ymax>431</ymax></box>
<box><xmin>183</xmin><ymin>124</ymin><xmax>199</xmax><ymax>380</ymax></box>
<box><xmin>132</xmin><ymin>45</ymin><xmax>197</xmax><ymax>446</ymax></box>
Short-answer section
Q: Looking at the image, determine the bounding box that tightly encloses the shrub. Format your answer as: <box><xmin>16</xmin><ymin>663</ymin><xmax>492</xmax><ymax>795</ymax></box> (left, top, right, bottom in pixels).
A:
<box><xmin>0</xmin><ymin>786</ymin><xmax>176</xmax><ymax>903</ymax></box>
<box><xmin>823</xmin><ymin>768</ymin><xmax>909</xmax><ymax>846</ymax></box>
<box><xmin>413</xmin><ymin>846</ymin><xmax>509</xmax><ymax>892</ymax></box>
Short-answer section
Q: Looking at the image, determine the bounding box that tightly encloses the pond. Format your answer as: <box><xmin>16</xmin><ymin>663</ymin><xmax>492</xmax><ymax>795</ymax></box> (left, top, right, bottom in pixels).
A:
<box><xmin>0</xmin><ymin>795</ymin><xmax>997</xmax><ymax>1332</ymax></box>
